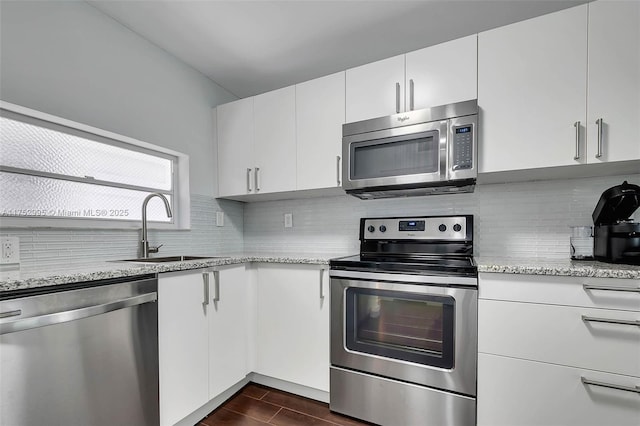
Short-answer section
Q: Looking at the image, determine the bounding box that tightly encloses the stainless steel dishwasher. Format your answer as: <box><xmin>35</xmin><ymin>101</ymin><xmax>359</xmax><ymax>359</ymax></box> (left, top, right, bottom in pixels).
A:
<box><xmin>0</xmin><ymin>275</ymin><xmax>159</xmax><ymax>426</ymax></box>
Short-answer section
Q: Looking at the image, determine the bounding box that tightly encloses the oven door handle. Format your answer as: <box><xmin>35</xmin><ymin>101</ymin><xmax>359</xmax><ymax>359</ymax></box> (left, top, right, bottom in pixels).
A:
<box><xmin>329</xmin><ymin>269</ymin><xmax>477</xmax><ymax>287</ymax></box>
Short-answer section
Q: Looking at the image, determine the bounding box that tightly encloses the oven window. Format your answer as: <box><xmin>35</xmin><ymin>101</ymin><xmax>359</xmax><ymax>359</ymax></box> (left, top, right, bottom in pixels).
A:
<box><xmin>350</xmin><ymin>132</ymin><xmax>439</xmax><ymax>180</ymax></box>
<box><xmin>345</xmin><ymin>288</ymin><xmax>454</xmax><ymax>368</ymax></box>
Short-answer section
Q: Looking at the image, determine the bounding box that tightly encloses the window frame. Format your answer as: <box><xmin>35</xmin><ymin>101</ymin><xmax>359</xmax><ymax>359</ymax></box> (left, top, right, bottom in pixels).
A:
<box><xmin>0</xmin><ymin>101</ymin><xmax>191</xmax><ymax>230</ymax></box>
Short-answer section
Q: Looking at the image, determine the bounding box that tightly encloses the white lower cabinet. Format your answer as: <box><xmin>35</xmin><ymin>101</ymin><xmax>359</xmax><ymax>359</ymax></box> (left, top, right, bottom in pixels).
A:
<box><xmin>256</xmin><ymin>264</ymin><xmax>330</xmax><ymax>392</ymax></box>
<box><xmin>478</xmin><ymin>353</ymin><xmax>640</xmax><ymax>426</ymax></box>
<box><xmin>159</xmin><ymin>266</ymin><xmax>249</xmax><ymax>426</ymax></box>
<box><xmin>478</xmin><ymin>273</ymin><xmax>640</xmax><ymax>426</ymax></box>
<box><xmin>159</xmin><ymin>270</ymin><xmax>209</xmax><ymax>426</ymax></box>
<box><xmin>208</xmin><ymin>265</ymin><xmax>250</xmax><ymax>399</ymax></box>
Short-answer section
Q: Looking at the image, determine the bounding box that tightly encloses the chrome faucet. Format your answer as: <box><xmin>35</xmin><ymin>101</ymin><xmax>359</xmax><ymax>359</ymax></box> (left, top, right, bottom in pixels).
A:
<box><xmin>140</xmin><ymin>193</ymin><xmax>173</xmax><ymax>258</ymax></box>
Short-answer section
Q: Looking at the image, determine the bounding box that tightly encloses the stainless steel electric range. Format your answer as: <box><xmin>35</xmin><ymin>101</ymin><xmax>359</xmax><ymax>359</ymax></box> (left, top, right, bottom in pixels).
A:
<box><xmin>329</xmin><ymin>215</ymin><xmax>477</xmax><ymax>426</ymax></box>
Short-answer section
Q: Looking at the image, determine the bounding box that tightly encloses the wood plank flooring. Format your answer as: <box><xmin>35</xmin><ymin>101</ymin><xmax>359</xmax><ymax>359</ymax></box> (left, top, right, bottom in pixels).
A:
<box><xmin>197</xmin><ymin>383</ymin><xmax>372</xmax><ymax>426</ymax></box>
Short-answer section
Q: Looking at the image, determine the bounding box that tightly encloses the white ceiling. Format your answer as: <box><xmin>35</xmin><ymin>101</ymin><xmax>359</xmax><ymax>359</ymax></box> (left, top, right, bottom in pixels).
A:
<box><xmin>88</xmin><ymin>0</ymin><xmax>588</xmax><ymax>99</ymax></box>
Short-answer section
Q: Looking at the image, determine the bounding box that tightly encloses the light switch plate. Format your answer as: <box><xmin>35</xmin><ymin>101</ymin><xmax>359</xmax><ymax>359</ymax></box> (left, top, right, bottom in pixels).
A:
<box><xmin>216</xmin><ymin>211</ymin><xmax>224</xmax><ymax>227</ymax></box>
<box><xmin>284</xmin><ymin>213</ymin><xmax>293</xmax><ymax>228</ymax></box>
<box><xmin>0</xmin><ymin>237</ymin><xmax>20</xmax><ymax>264</ymax></box>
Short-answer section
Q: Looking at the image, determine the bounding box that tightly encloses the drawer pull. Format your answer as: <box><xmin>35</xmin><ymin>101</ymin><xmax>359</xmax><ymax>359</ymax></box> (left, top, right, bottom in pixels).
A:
<box><xmin>582</xmin><ymin>315</ymin><xmax>640</xmax><ymax>327</ymax></box>
<box><xmin>583</xmin><ymin>284</ymin><xmax>640</xmax><ymax>294</ymax></box>
<box><xmin>581</xmin><ymin>377</ymin><xmax>640</xmax><ymax>395</ymax></box>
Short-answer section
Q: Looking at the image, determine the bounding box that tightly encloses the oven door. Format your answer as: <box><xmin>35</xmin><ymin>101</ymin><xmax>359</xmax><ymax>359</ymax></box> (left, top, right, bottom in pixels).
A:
<box><xmin>342</xmin><ymin>120</ymin><xmax>448</xmax><ymax>191</ymax></box>
<box><xmin>330</xmin><ymin>270</ymin><xmax>477</xmax><ymax>396</ymax></box>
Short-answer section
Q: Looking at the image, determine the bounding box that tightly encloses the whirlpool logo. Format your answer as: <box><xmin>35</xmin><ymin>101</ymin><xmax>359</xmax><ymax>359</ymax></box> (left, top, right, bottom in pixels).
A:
<box><xmin>397</xmin><ymin>115</ymin><xmax>410</xmax><ymax>122</ymax></box>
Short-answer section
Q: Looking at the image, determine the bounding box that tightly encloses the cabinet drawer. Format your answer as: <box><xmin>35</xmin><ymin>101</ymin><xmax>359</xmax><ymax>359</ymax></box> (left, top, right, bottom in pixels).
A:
<box><xmin>478</xmin><ymin>353</ymin><xmax>640</xmax><ymax>426</ymax></box>
<box><xmin>479</xmin><ymin>299</ymin><xmax>640</xmax><ymax>376</ymax></box>
<box><xmin>479</xmin><ymin>273</ymin><xmax>640</xmax><ymax>312</ymax></box>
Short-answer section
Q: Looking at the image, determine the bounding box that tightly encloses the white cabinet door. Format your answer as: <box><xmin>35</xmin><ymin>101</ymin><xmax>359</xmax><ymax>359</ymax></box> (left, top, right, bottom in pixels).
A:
<box><xmin>208</xmin><ymin>265</ymin><xmax>249</xmax><ymax>399</ymax></box>
<box><xmin>256</xmin><ymin>264</ymin><xmax>329</xmax><ymax>392</ymax></box>
<box><xmin>478</xmin><ymin>353</ymin><xmax>640</xmax><ymax>426</ymax></box>
<box><xmin>217</xmin><ymin>98</ymin><xmax>254</xmax><ymax>197</ymax></box>
<box><xmin>346</xmin><ymin>55</ymin><xmax>405</xmax><ymax>123</ymax></box>
<box><xmin>587</xmin><ymin>0</ymin><xmax>640</xmax><ymax>163</ymax></box>
<box><xmin>405</xmin><ymin>35</ymin><xmax>477</xmax><ymax>111</ymax></box>
<box><xmin>296</xmin><ymin>72</ymin><xmax>345</xmax><ymax>190</ymax></box>
<box><xmin>253</xmin><ymin>86</ymin><xmax>297</xmax><ymax>194</ymax></box>
<box><xmin>158</xmin><ymin>271</ymin><xmax>209</xmax><ymax>426</ymax></box>
<box><xmin>478</xmin><ymin>5</ymin><xmax>588</xmax><ymax>172</ymax></box>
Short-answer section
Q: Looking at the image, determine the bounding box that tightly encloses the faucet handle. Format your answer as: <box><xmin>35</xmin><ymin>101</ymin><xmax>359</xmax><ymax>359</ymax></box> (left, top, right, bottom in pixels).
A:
<box><xmin>148</xmin><ymin>244</ymin><xmax>163</xmax><ymax>254</ymax></box>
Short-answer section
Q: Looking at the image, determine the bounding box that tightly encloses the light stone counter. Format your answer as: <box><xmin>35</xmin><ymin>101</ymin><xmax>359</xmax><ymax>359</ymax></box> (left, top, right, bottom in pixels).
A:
<box><xmin>477</xmin><ymin>257</ymin><xmax>640</xmax><ymax>280</ymax></box>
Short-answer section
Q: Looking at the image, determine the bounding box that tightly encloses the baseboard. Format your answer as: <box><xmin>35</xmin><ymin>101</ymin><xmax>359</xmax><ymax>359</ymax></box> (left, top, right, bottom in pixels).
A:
<box><xmin>249</xmin><ymin>373</ymin><xmax>330</xmax><ymax>403</ymax></box>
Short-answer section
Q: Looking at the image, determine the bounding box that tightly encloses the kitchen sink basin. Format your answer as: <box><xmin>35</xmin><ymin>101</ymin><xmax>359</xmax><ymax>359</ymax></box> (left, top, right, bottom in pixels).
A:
<box><xmin>117</xmin><ymin>255</ymin><xmax>226</xmax><ymax>263</ymax></box>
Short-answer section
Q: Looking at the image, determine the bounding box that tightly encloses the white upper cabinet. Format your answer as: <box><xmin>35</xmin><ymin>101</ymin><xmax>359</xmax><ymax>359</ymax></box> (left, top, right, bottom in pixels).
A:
<box><xmin>587</xmin><ymin>0</ymin><xmax>640</xmax><ymax>163</ymax></box>
<box><xmin>217</xmin><ymin>98</ymin><xmax>254</xmax><ymax>197</ymax></box>
<box><xmin>253</xmin><ymin>86</ymin><xmax>297</xmax><ymax>194</ymax></box>
<box><xmin>296</xmin><ymin>72</ymin><xmax>345</xmax><ymax>190</ymax></box>
<box><xmin>346</xmin><ymin>55</ymin><xmax>405</xmax><ymax>123</ymax></box>
<box><xmin>478</xmin><ymin>5</ymin><xmax>588</xmax><ymax>173</ymax></box>
<box><xmin>405</xmin><ymin>35</ymin><xmax>478</xmax><ymax>111</ymax></box>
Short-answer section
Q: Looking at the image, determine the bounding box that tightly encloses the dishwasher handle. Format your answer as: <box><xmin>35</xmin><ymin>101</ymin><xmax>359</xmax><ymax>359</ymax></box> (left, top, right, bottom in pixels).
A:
<box><xmin>0</xmin><ymin>292</ymin><xmax>157</xmax><ymax>335</ymax></box>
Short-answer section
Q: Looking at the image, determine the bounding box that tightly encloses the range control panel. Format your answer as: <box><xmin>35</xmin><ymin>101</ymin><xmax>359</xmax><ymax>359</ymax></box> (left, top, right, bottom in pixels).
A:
<box><xmin>362</xmin><ymin>216</ymin><xmax>469</xmax><ymax>241</ymax></box>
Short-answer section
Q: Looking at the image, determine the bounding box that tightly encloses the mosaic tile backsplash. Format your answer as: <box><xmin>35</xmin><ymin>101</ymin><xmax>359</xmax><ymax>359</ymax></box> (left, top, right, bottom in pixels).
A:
<box><xmin>2</xmin><ymin>174</ymin><xmax>638</xmax><ymax>273</ymax></box>
<box><xmin>243</xmin><ymin>174</ymin><xmax>640</xmax><ymax>259</ymax></box>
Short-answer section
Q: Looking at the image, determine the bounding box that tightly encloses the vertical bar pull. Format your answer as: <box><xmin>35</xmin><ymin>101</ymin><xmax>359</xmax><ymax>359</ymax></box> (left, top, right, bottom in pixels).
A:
<box><xmin>246</xmin><ymin>168</ymin><xmax>253</xmax><ymax>192</ymax></box>
<box><xmin>319</xmin><ymin>267</ymin><xmax>327</xmax><ymax>299</ymax></box>
<box><xmin>255</xmin><ymin>167</ymin><xmax>260</xmax><ymax>192</ymax></box>
<box><xmin>395</xmin><ymin>83</ymin><xmax>401</xmax><ymax>113</ymax></box>
<box><xmin>409</xmin><ymin>79</ymin><xmax>415</xmax><ymax>111</ymax></box>
<box><xmin>202</xmin><ymin>272</ymin><xmax>210</xmax><ymax>305</ymax></box>
<box><xmin>573</xmin><ymin>121</ymin><xmax>580</xmax><ymax>160</ymax></box>
<box><xmin>336</xmin><ymin>156</ymin><xmax>341</xmax><ymax>186</ymax></box>
<box><xmin>595</xmin><ymin>118</ymin><xmax>603</xmax><ymax>158</ymax></box>
<box><xmin>213</xmin><ymin>270</ymin><xmax>220</xmax><ymax>302</ymax></box>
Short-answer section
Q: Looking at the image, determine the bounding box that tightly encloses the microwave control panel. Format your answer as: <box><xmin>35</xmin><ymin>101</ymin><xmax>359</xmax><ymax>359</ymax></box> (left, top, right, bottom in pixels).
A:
<box><xmin>452</xmin><ymin>125</ymin><xmax>473</xmax><ymax>171</ymax></box>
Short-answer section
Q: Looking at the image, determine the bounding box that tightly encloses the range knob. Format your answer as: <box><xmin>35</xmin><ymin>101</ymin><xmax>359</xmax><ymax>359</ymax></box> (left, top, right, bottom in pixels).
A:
<box><xmin>438</xmin><ymin>224</ymin><xmax>447</xmax><ymax>232</ymax></box>
<box><xmin>453</xmin><ymin>224</ymin><xmax>462</xmax><ymax>232</ymax></box>
<box><xmin>379</xmin><ymin>225</ymin><xmax>387</xmax><ymax>233</ymax></box>
<box><xmin>367</xmin><ymin>225</ymin><xmax>375</xmax><ymax>233</ymax></box>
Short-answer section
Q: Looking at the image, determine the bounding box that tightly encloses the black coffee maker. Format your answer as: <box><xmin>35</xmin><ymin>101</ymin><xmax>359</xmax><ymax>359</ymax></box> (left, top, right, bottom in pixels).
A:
<box><xmin>592</xmin><ymin>181</ymin><xmax>640</xmax><ymax>265</ymax></box>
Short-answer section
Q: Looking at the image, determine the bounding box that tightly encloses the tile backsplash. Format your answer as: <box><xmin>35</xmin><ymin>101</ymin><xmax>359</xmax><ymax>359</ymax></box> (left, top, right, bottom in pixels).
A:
<box><xmin>2</xmin><ymin>174</ymin><xmax>639</xmax><ymax>273</ymax></box>
<box><xmin>243</xmin><ymin>174</ymin><xmax>640</xmax><ymax>259</ymax></box>
<box><xmin>0</xmin><ymin>195</ymin><xmax>244</xmax><ymax>273</ymax></box>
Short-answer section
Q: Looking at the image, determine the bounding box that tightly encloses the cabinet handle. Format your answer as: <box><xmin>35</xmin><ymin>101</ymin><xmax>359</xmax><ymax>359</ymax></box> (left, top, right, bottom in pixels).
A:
<box><xmin>0</xmin><ymin>310</ymin><xmax>21</xmax><ymax>319</ymax></box>
<box><xmin>573</xmin><ymin>121</ymin><xmax>580</xmax><ymax>160</ymax></box>
<box><xmin>395</xmin><ymin>82</ymin><xmax>401</xmax><ymax>114</ymax></box>
<box><xmin>213</xmin><ymin>270</ymin><xmax>220</xmax><ymax>302</ymax></box>
<box><xmin>583</xmin><ymin>284</ymin><xmax>640</xmax><ymax>294</ymax></box>
<box><xmin>203</xmin><ymin>272</ymin><xmax>210</xmax><ymax>305</ymax></box>
<box><xmin>582</xmin><ymin>315</ymin><xmax>640</xmax><ymax>327</ymax></box>
<box><xmin>409</xmin><ymin>79</ymin><xmax>415</xmax><ymax>111</ymax></box>
<box><xmin>255</xmin><ymin>167</ymin><xmax>260</xmax><ymax>192</ymax></box>
<box><xmin>319</xmin><ymin>267</ymin><xmax>326</xmax><ymax>299</ymax></box>
<box><xmin>246</xmin><ymin>168</ymin><xmax>253</xmax><ymax>192</ymax></box>
<box><xmin>595</xmin><ymin>118</ymin><xmax>603</xmax><ymax>158</ymax></box>
<box><xmin>581</xmin><ymin>377</ymin><xmax>640</xmax><ymax>395</ymax></box>
<box><xmin>336</xmin><ymin>156</ymin><xmax>341</xmax><ymax>186</ymax></box>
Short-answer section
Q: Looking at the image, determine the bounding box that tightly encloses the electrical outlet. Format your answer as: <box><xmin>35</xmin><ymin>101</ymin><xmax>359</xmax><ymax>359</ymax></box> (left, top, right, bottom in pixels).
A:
<box><xmin>216</xmin><ymin>211</ymin><xmax>224</xmax><ymax>227</ymax></box>
<box><xmin>284</xmin><ymin>213</ymin><xmax>293</xmax><ymax>228</ymax></box>
<box><xmin>0</xmin><ymin>237</ymin><xmax>20</xmax><ymax>264</ymax></box>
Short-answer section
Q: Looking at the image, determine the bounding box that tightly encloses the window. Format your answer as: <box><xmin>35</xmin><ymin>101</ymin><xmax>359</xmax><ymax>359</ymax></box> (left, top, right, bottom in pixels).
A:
<box><xmin>0</xmin><ymin>103</ymin><xmax>189</xmax><ymax>228</ymax></box>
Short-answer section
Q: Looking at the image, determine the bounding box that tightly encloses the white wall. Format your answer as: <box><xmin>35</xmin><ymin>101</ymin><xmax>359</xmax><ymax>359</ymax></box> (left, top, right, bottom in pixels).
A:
<box><xmin>0</xmin><ymin>0</ymin><xmax>236</xmax><ymax>196</ymax></box>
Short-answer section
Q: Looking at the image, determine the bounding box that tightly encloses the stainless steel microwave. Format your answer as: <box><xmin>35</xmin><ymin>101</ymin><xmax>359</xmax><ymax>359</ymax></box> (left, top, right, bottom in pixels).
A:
<box><xmin>342</xmin><ymin>99</ymin><xmax>478</xmax><ymax>199</ymax></box>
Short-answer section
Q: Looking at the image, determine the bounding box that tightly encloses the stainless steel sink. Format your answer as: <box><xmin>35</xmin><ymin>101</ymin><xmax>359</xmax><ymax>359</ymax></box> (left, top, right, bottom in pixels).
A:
<box><xmin>116</xmin><ymin>255</ymin><xmax>226</xmax><ymax>263</ymax></box>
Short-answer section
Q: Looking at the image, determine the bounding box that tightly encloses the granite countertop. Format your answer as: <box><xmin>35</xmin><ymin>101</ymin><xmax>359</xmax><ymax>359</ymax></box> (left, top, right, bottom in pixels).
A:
<box><xmin>2</xmin><ymin>254</ymin><xmax>638</xmax><ymax>294</ymax></box>
<box><xmin>477</xmin><ymin>257</ymin><xmax>640</xmax><ymax>280</ymax></box>
<box><xmin>0</xmin><ymin>254</ymin><xmax>334</xmax><ymax>293</ymax></box>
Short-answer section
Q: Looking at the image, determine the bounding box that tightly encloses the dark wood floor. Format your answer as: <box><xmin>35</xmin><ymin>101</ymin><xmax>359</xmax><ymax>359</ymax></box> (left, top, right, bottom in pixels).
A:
<box><xmin>197</xmin><ymin>383</ymin><xmax>371</xmax><ymax>426</ymax></box>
